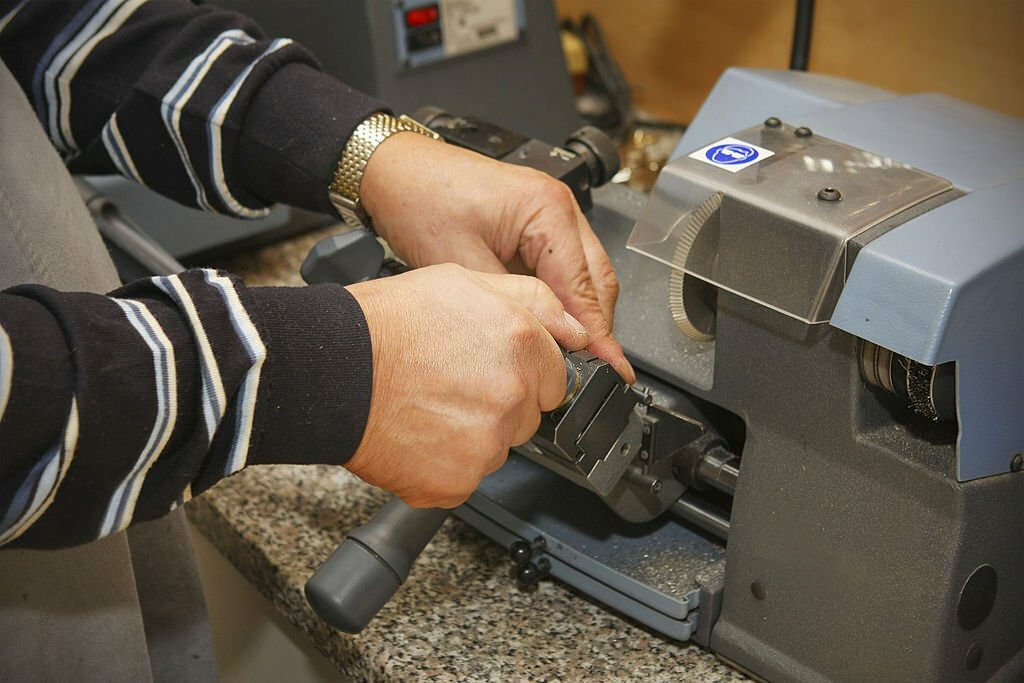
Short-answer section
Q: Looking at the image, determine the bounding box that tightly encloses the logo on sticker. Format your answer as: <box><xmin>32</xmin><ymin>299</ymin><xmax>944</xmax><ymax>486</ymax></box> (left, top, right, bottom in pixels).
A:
<box><xmin>689</xmin><ymin>136</ymin><xmax>774</xmax><ymax>173</ymax></box>
<box><xmin>706</xmin><ymin>143</ymin><xmax>758</xmax><ymax>165</ymax></box>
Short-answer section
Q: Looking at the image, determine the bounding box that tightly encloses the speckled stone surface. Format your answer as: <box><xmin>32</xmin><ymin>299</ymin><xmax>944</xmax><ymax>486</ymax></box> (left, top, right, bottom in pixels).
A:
<box><xmin>188</xmin><ymin>466</ymin><xmax>747</xmax><ymax>682</ymax></box>
<box><xmin>189</xmin><ymin>231</ymin><xmax>749</xmax><ymax>681</ymax></box>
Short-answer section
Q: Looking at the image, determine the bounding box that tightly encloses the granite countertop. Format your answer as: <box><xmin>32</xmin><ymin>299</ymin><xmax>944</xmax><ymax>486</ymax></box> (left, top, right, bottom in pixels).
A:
<box><xmin>189</xmin><ymin>227</ymin><xmax>747</xmax><ymax>682</ymax></box>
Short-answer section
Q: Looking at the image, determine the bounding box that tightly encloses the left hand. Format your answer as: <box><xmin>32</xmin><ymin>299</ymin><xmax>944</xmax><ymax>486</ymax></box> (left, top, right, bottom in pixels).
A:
<box><xmin>359</xmin><ymin>131</ymin><xmax>634</xmax><ymax>384</ymax></box>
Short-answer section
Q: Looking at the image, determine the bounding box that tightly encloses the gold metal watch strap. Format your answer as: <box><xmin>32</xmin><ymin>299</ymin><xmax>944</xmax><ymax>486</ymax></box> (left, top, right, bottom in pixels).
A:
<box><xmin>329</xmin><ymin>113</ymin><xmax>441</xmax><ymax>227</ymax></box>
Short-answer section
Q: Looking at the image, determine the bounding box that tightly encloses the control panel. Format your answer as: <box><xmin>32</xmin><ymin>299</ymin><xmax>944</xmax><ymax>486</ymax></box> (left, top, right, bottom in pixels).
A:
<box><xmin>393</xmin><ymin>0</ymin><xmax>526</xmax><ymax>69</ymax></box>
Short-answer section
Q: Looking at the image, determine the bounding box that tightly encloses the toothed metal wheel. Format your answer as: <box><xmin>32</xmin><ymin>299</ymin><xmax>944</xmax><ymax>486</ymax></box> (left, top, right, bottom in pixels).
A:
<box><xmin>668</xmin><ymin>192</ymin><xmax>722</xmax><ymax>342</ymax></box>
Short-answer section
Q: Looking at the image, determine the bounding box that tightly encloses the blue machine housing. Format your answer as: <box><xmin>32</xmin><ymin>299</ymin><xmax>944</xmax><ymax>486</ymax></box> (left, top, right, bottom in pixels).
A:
<box><xmin>673</xmin><ymin>68</ymin><xmax>1024</xmax><ymax>482</ymax></box>
<box><xmin>454</xmin><ymin>69</ymin><xmax>1023</xmax><ymax>681</ymax></box>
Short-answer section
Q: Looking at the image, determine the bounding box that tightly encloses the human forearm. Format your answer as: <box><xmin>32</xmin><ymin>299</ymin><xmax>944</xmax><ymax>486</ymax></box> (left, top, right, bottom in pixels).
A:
<box><xmin>0</xmin><ymin>0</ymin><xmax>385</xmax><ymax>216</ymax></box>
<box><xmin>0</xmin><ymin>271</ymin><xmax>371</xmax><ymax>548</ymax></box>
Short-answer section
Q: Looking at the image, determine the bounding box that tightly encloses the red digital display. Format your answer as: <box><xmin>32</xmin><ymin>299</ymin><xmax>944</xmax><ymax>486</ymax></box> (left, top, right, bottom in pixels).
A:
<box><xmin>405</xmin><ymin>5</ymin><xmax>439</xmax><ymax>28</ymax></box>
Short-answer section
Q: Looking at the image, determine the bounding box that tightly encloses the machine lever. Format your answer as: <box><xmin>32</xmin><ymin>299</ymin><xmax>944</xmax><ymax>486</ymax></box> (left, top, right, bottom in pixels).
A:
<box><xmin>301</xmin><ymin>109</ymin><xmax>616</xmax><ymax>634</ymax></box>
<box><xmin>305</xmin><ymin>498</ymin><xmax>449</xmax><ymax>634</ymax></box>
<box><xmin>300</xmin><ymin>229</ymin><xmax>412</xmax><ymax>287</ymax></box>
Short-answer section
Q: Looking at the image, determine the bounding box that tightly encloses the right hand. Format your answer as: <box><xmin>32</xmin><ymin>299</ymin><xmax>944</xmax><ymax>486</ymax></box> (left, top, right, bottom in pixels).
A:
<box><xmin>344</xmin><ymin>263</ymin><xmax>589</xmax><ymax>508</ymax></box>
<box><xmin>360</xmin><ymin>132</ymin><xmax>634</xmax><ymax>384</ymax></box>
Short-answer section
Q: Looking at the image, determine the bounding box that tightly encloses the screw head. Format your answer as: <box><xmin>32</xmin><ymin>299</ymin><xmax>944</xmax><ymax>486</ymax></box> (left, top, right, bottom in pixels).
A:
<box><xmin>795</xmin><ymin>126</ymin><xmax>813</xmax><ymax>138</ymax></box>
<box><xmin>764</xmin><ymin>117</ymin><xmax>782</xmax><ymax>128</ymax></box>
<box><xmin>1011</xmin><ymin>453</ymin><xmax>1023</xmax><ymax>472</ymax></box>
<box><xmin>817</xmin><ymin>187</ymin><xmax>842</xmax><ymax>202</ymax></box>
<box><xmin>651</xmin><ymin>479</ymin><xmax>662</xmax><ymax>494</ymax></box>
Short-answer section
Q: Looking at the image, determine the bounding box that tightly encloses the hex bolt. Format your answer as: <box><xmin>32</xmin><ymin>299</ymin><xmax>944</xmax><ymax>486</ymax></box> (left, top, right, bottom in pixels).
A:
<box><xmin>795</xmin><ymin>126</ymin><xmax>813</xmax><ymax>137</ymax></box>
<box><xmin>764</xmin><ymin>117</ymin><xmax>782</xmax><ymax>128</ymax></box>
<box><xmin>817</xmin><ymin>187</ymin><xmax>842</xmax><ymax>202</ymax></box>
<box><xmin>624</xmin><ymin>465</ymin><xmax>662</xmax><ymax>495</ymax></box>
<box><xmin>1011</xmin><ymin>453</ymin><xmax>1023</xmax><ymax>472</ymax></box>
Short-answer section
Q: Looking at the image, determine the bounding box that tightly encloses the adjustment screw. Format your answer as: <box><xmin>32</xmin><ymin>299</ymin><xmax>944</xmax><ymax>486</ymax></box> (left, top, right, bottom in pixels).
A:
<box><xmin>817</xmin><ymin>187</ymin><xmax>842</xmax><ymax>202</ymax></box>
<box><xmin>764</xmin><ymin>117</ymin><xmax>782</xmax><ymax>128</ymax></box>
<box><xmin>639</xmin><ymin>450</ymin><xmax>650</xmax><ymax>461</ymax></box>
<box><xmin>651</xmin><ymin>479</ymin><xmax>663</xmax><ymax>494</ymax></box>
<box><xmin>1011</xmin><ymin>453</ymin><xmax>1023</xmax><ymax>472</ymax></box>
<box><xmin>795</xmin><ymin>126</ymin><xmax>813</xmax><ymax>137</ymax></box>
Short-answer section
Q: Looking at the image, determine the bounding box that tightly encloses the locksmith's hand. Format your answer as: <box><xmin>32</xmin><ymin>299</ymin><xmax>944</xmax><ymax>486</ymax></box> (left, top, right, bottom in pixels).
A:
<box><xmin>359</xmin><ymin>132</ymin><xmax>635</xmax><ymax>384</ymax></box>
<box><xmin>345</xmin><ymin>264</ymin><xmax>588</xmax><ymax>508</ymax></box>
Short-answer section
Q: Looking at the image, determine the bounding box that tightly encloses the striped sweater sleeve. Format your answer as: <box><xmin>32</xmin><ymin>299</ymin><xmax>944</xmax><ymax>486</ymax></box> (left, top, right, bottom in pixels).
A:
<box><xmin>0</xmin><ymin>0</ymin><xmax>388</xmax><ymax>217</ymax></box>
<box><xmin>0</xmin><ymin>271</ymin><xmax>373</xmax><ymax>549</ymax></box>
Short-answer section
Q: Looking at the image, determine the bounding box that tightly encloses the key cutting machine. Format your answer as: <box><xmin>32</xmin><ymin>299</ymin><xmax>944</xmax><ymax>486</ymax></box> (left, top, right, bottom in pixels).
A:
<box><xmin>305</xmin><ymin>69</ymin><xmax>1024</xmax><ymax>682</ymax></box>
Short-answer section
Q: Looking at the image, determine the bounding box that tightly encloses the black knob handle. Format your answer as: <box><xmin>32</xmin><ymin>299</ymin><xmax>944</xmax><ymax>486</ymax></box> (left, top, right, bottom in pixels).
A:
<box><xmin>516</xmin><ymin>563</ymin><xmax>541</xmax><ymax>587</ymax></box>
<box><xmin>564</xmin><ymin>125</ymin><xmax>621</xmax><ymax>187</ymax></box>
<box><xmin>509</xmin><ymin>540</ymin><xmax>533</xmax><ymax>566</ymax></box>
<box><xmin>301</xmin><ymin>229</ymin><xmax>386</xmax><ymax>286</ymax></box>
<box><xmin>514</xmin><ymin>558</ymin><xmax>551</xmax><ymax>589</ymax></box>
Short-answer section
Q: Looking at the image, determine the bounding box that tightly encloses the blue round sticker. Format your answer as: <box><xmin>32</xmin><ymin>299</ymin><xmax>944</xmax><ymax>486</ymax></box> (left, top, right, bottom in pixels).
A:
<box><xmin>706</xmin><ymin>143</ymin><xmax>758</xmax><ymax>165</ymax></box>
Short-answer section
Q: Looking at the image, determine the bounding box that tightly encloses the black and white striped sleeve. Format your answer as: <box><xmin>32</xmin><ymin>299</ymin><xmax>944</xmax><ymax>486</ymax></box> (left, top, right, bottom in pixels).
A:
<box><xmin>0</xmin><ymin>270</ymin><xmax>373</xmax><ymax>549</ymax></box>
<box><xmin>0</xmin><ymin>0</ymin><xmax>387</xmax><ymax>217</ymax></box>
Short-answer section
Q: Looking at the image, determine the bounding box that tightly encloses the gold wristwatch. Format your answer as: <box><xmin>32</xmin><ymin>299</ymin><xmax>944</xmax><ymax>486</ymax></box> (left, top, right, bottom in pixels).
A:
<box><xmin>328</xmin><ymin>113</ymin><xmax>441</xmax><ymax>230</ymax></box>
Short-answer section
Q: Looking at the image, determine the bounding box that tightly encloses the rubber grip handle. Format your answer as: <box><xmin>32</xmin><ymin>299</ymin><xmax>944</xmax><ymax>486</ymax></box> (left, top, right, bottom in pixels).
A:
<box><xmin>304</xmin><ymin>497</ymin><xmax>449</xmax><ymax>633</ymax></box>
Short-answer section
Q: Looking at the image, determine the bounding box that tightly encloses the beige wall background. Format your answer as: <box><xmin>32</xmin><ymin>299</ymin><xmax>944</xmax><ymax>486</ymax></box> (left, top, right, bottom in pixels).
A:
<box><xmin>555</xmin><ymin>0</ymin><xmax>1024</xmax><ymax>124</ymax></box>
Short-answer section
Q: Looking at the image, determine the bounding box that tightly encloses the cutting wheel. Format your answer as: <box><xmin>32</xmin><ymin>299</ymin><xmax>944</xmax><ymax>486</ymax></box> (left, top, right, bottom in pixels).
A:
<box><xmin>668</xmin><ymin>191</ymin><xmax>722</xmax><ymax>342</ymax></box>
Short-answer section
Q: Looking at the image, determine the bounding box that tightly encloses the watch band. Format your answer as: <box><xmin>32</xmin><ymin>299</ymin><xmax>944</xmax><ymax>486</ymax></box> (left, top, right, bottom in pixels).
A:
<box><xmin>329</xmin><ymin>113</ymin><xmax>442</xmax><ymax>230</ymax></box>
